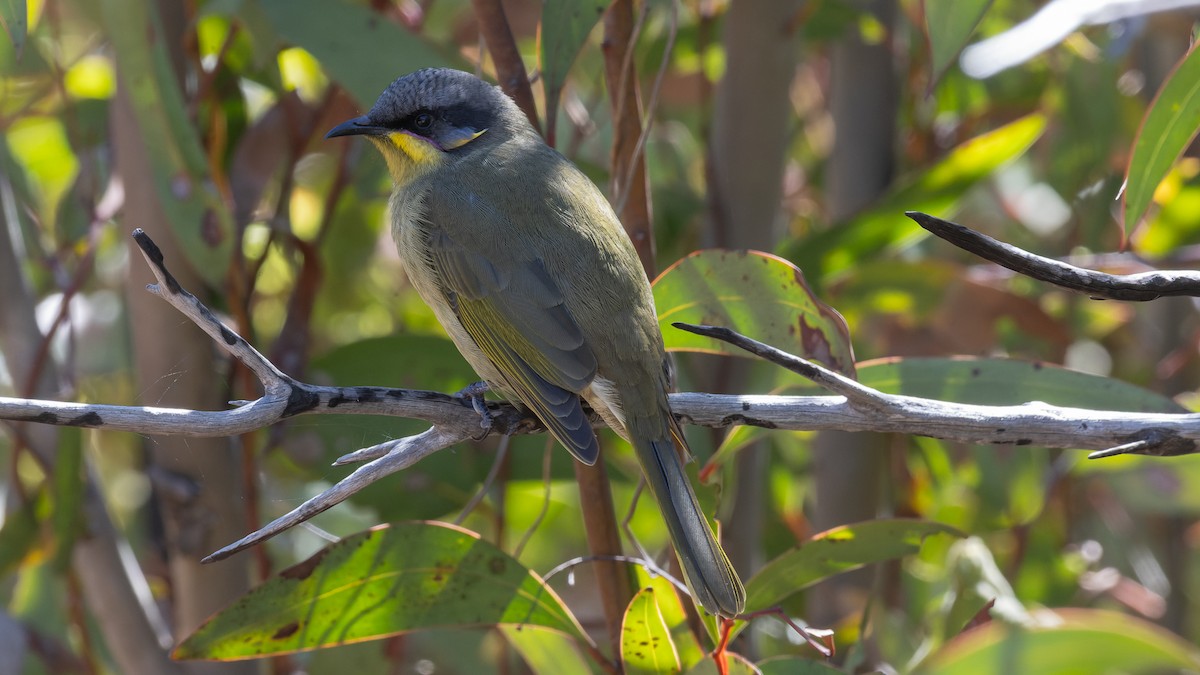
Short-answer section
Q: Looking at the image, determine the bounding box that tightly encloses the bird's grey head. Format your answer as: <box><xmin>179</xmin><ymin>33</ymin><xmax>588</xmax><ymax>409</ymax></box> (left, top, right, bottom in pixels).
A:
<box><xmin>326</xmin><ymin>68</ymin><xmax>526</xmax><ymax>152</ymax></box>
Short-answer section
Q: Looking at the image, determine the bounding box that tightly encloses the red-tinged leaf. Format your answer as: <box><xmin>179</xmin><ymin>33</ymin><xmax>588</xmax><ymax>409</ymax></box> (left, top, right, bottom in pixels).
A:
<box><xmin>654</xmin><ymin>250</ymin><xmax>855</xmax><ymax>376</ymax></box>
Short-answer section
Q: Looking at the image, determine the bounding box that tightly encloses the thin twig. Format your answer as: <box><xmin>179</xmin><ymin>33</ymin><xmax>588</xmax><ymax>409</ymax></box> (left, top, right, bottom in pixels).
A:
<box><xmin>470</xmin><ymin>0</ymin><xmax>540</xmax><ymax>130</ymax></box>
<box><xmin>908</xmin><ymin>211</ymin><xmax>1200</xmax><ymax>300</ymax></box>
<box><xmin>8</xmin><ymin>230</ymin><xmax>1200</xmax><ymax>570</ymax></box>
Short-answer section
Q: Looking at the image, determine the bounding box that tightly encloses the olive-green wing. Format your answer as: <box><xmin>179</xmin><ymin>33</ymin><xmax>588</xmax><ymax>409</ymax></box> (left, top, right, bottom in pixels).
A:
<box><xmin>426</xmin><ymin>227</ymin><xmax>600</xmax><ymax>464</ymax></box>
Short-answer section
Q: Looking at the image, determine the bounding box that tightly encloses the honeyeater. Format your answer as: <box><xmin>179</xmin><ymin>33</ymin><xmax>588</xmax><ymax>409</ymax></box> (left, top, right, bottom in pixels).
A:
<box><xmin>327</xmin><ymin>68</ymin><xmax>745</xmax><ymax>617</ymax></box>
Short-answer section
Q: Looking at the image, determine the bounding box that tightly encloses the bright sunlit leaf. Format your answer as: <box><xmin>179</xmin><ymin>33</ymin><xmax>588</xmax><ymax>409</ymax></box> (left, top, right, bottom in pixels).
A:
<box><xmin>1124</xmin><ymin>40</ymin><xmax>1200</xmax><ymax>235</ymax></box>
<box><xmin>783</xmin><ymin>114</ymin><xmax>1046</xmax><ymax>284</ymax></box>
<box><xmin>6</xmin><ymin>116</ymin><xmax>78</xmax><ymax>227</ymax></box>
<box><xmin>621</xmin><ymin>587</ymin><xmax>680</xmax><ymax>674</ymax></box>
<box><xmin>174</xmin><ymin>522</ymin><xmax>590</xmax><ymax>660</ymax></box>
<box><xmin>64</xmin><ymin>54</ymin><xmax>115</xmax><ymax>99</ymax></box>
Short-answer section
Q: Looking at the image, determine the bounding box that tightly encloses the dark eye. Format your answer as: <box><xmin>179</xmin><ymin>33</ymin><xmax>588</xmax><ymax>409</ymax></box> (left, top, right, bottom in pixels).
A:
<box><xmin>414</xmin><ymin>112</ymin><xmax>433</xmax><ymax>131</ymax></box>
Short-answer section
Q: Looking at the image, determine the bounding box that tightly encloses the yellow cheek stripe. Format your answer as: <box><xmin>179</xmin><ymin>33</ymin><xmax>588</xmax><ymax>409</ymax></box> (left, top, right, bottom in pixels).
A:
<box><xmin>388</xmin><ymin>132</ymin><xmax>444</xmax><ymax>167</ymax></box>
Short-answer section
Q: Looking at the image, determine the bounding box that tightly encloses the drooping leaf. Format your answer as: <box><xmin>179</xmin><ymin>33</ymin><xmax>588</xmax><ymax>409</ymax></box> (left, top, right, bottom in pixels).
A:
<box><xmin>501</xmin><ymin>624</ymin><xmax>598</xmax><ymax>675</ymax></box>
<box><xmin>51</xmin><ymin>427</ymin><xmax>83</xmax><ymax>571</ymax></box>
<box><xmin>923</xmin><ymin>0</ymin><xmax>993</xmax><ymax>85</ymax></box>
<box><xmin>252</xmin><ymin>0</ymin><xmax>450</xmax><ymax>108</ymax></box>
<box><xmin>782</xmin><ymin>114</ymin><xmax>1045</xmax><ymax>285</ymax></box>
<box><xmin>0</xmin><ymin>489</ymin><xmax>43</xmax><ymax>579</ymax></box>
<box><xmin>745</xmin><ymin>519</ymin><xmax>964</xmax><ymax>611</ymax></box>
<box><xmin>758</xmin><ymin>657</ymin><xmax>845</xmax><ymax>675</ymax></box>
<box><xmin>685</xmin><ymin>652</ymin><xmax>761</xmax><ymax>675</ymax></box>
<box><xmin>0</xmin><ymin>0</ymin><xmax>24</xmax><ymax>57</ymax></box>
<box><xmin>539</xmin><ymin>0</ymin><xmax>606</xmax><ymax>145</ymax></box>
<box><xmin>654</xmin><ymin>250</ymin><xmax>855</xmax><ymax>375</ymax></box>
<box><xmin>1124</xmin><ymin>40</ymin><xmax>1200</xmax><ymax>234</ymax></box>
<box><xmin>621</xmin><ymin>587</ymin><xmax>680</xmax><ymax>674</ymax></box>
<box><xmin>174</xmin><ymin>522</ymin><xmax>589</xmax><ymax>659</ymax></box>
<box><xmin>917</xmin><ymin>608</ymin><xmax>1200</xmax><ymax>674</ymax></box>
<box><xmin>637</xmin><ymin>574</ymin><xmax>706</xmax><ymax>670</ymax></box>
<box><xmin>99</xmin><ymin>0</ymin><xmax>234</xmax><ymax>285</ymax></box>
<box><xmin>857</xmin><ymin>356</ymin><xmax>1186</xmax><ymax>413</ymax></box>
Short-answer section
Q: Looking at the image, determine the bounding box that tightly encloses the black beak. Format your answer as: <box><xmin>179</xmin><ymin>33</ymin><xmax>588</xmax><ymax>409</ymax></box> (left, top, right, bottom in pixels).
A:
<box><xmin>325</xmin><ymin>115</ymin><xmax>387</xmax><ymax>139</ymax></box>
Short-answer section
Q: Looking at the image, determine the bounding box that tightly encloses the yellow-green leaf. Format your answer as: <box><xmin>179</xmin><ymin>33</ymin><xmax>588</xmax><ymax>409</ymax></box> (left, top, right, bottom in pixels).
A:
<box><xmin>783</xmin><ymin>114</ymin><xmax>1045</xmax><ymax>284</ymax></box>
<box><xmin>174</xmin><ymin>522</ymin><xmax>589</xmax><ymax>660</ymax></box>
<box><xmin>621</xmin><ymin>587</ymin><xmax>680</xmax><ymax>674</ymax></box>
<box><xmin>99</xmin><ymin>0</ymin><xmax>233</xmax><ymax>285</ymax></box>
<box><xmin>1124</xmin><ymin>40</ymin><xmax>1200</xmax><ymax>234</ymax></box>
<box><xmin>654</xmin><ymin>250</ymin><xmax>855</xmax><ymax>375</ymax></box>
<box><xmin>745</xmin><ymin>519</ymin><xmax>964</xmax><ymax>611</ymax></box>
<box><xmin>917</xmin><ymin>608</ymin><xmax>1200</xmax><ymax>674</ymax></box>
<box><xmin>502</xmin><ymin>624</ymin><xmax>597</xmax><ymax>675</ymax></box>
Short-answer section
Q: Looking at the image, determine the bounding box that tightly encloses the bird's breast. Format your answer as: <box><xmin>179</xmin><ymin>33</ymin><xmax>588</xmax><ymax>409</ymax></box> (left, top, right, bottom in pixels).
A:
<box><xmin>388</xmin><ymin>186</ymin><xmax>511</xmax><ymax>391</ymax></box>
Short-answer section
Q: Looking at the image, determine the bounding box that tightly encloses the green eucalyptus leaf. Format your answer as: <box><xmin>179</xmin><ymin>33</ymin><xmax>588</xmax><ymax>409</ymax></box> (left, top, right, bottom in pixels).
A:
<box><xmin>745</xmin><ymin>519</ymin><xmax>963</xmax><ymax>611</ymax></box>
<box><xmin>783</xmin><ymin>114</ymin><xmax>1045</xmax><ymax>285</ymax></box>
<box><xmin>539</xmin><ymin>0</ymin><xmax>606</xmax><ymax>145</ymax></box>
<box><xmin>621</xmin><ymin>586</ymin><xmax>680</xmax><ymax>674</ymax></box>
<box><xmin>1123</xmin><ymin>40</ymin><xmax>1200</xmax><ymax>234</ymax></box>
<box><xmin>917</xmin><ymin>608</ymin><xmax>1200</xmax><ymax>674</ymax></box>
<box><xmin>174</xmin><ymin>522</ymin><xmax>589</xmax><ymax>659</ymax></box>
<box><xmin>654</xmin><ymin>250</ymin><xmax>855</xmax><ymax>375</ymax></box>
<box><xmin>99</xmin><ymin>0</ymin><xmax>234</xmax><ymax>285</ymax></box>
<box><xmin>923</xmin><ymin>0</ymin><xmax>993</xmax><ymax>85</ymax></box>
<box><xmin>253</xmin><ymin>0</ymin><xmax>450</xmax><ymax>107</ymax></box>
<box><xmin>0</xmin><ymin>0</ymin><xmax>25</xmax><ymax>56</ymax></box>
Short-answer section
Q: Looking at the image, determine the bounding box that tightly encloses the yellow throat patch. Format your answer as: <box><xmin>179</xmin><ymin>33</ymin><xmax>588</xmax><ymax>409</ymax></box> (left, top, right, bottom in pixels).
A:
<box><xmin>374</xmin><ymin>132</ymin><xmax>445</xmax><ymax>184</ymax></box>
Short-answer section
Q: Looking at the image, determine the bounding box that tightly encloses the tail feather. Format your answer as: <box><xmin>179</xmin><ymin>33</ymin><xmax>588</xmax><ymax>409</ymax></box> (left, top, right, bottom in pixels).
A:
<box><xmin>633</xmin><ymin>431</ymin><xmax>745</xmax><ymax>617</ymax></box>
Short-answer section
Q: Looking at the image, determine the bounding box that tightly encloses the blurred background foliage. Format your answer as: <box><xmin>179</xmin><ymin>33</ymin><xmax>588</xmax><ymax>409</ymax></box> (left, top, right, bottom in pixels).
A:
<box><xmin>4</xmin><ymin>0</ymin><xmax>1200</xmax><ymax>673</ymax></box>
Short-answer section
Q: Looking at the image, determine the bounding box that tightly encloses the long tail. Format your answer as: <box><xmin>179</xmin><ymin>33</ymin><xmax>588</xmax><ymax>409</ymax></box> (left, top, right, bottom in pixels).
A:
<box><xmin>631</xmin><ymin>419</ymin><xmax>745</xmax><ymax>617</ymax></box>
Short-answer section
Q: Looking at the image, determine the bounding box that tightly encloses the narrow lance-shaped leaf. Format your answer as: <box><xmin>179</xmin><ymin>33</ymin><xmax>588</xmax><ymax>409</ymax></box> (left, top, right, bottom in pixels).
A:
<box><xmin>99</xmin><ymin>0</ymin><xmax>234</xmax><ymax>285</ymax></box>
<box><xmin>0</xmin><ymin>0</ymin><xmax>25</xmax><ymax>56</ymax></box>
<box><xmin>539</xmin><ymin>0</ymin><xmax>607</xmax><ymax>146</ymax></box>
<box><xmin>174</xmin><ymin>522</ymin><xmax>590</xmax><ymax>660</ymax></box>
<box><xmin>781</xmin><ymin>114</ymin><xmax>1045</xmax><ymax>285</ymax></box>
<box><xmin>745</xmin><ymin>519</ymin><xmax>964</xmax><ymax>611</ymax></box>
<box><xmin>923</xmin><ymin>0</ymin><xmax>993</xmax><ymax>87</ymax></box>
<box><xmin>1123</xmin><ymin>39</ymin><xmax>1200</xmax><ymax>235</ymax></box>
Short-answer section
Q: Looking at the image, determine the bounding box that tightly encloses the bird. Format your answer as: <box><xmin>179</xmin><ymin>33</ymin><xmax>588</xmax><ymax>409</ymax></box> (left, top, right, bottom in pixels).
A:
<box><xmin>326</xmin><ymin>68</ymin><xmax>745</xmax><ymax>617</ymax></box>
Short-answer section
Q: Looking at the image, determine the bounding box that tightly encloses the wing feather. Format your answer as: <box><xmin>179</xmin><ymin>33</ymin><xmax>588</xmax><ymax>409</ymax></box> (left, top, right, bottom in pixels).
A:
<box><xmin>426</xmin><ymin>228</ymin><xmax>600</xmax><ymax>464</ymax></box>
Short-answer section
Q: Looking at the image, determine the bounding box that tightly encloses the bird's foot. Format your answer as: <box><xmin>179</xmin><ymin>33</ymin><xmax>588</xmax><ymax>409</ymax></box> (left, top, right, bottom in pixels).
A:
<box><xmin>454</xmin><ymin>381</ymin><xmax>493</xmax><ymax>436</ymax></box>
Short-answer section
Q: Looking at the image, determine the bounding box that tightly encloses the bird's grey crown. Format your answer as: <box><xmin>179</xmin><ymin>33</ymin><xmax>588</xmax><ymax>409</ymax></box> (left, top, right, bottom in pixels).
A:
<box><xmin>366</xmin><ymin>68</ymin><xmax>517</xmax><ymax>133</ymax></box>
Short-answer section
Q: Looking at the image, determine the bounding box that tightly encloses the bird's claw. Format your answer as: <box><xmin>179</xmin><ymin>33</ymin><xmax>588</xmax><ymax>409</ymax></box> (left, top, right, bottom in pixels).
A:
<box><xmin>454</xmin><ymin>381</ymin><xmax>493</xmax><ymax>437</ymax></box>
